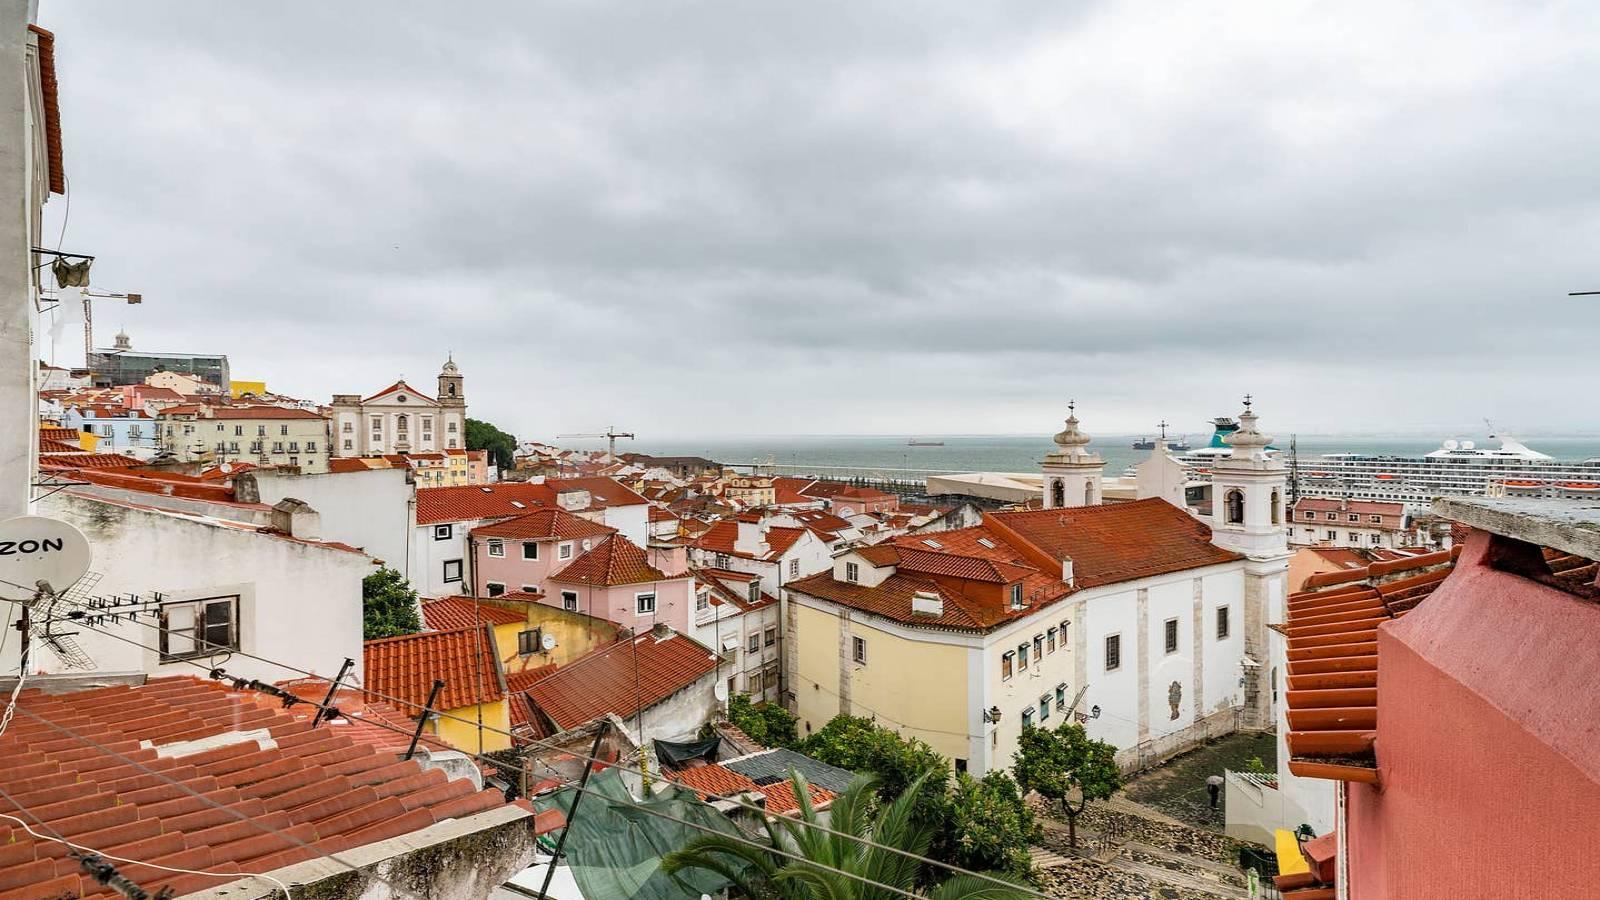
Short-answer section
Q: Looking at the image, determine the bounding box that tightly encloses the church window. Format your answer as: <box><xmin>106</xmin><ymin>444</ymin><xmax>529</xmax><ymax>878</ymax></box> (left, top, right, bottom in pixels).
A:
<box><xmin>1271</xmin><ymin>491</ymin><xmax>1281</xmax><ymax>524</ymax></box>
<box><xmin>1216</xmin><ymin>606</ymin><xmax>1231</xmax><ymax>640</ymax></box>
<box><xmin>1085</xmin><ymin>481</ymin><xmax>1094</xmax><ymax>505</ymax></box>
<box><xmin>1104</xmin><ymin>634</ymin><xmax>1121</xmax><ymax>671</ymax></box>
<box><xmin>1164</xmin><ymin>618</ymin><xmax>1179</xmax><ymax>654</ymax></box>
<box><xmin>1224</xmin><ymin>490</ymin><xmax>1245</xmax><ymax>525</ymax></box>
<box><xmin>1051</xmin><ymin>480</ymin><xmax>1064</xmax><ymax>508</ymax></box>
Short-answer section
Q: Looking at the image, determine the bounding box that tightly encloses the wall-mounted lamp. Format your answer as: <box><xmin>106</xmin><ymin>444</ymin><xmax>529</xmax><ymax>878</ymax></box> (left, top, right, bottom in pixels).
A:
<box><xmin>982</xmin><ymin>705</ymin><xmax>1002</xmax><ymax>724</ymax></box>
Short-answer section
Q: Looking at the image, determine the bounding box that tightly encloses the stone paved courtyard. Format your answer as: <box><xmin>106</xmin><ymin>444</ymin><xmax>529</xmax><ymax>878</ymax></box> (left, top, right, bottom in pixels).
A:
<box><xmin>1122</xmin><ymin>732</ymin><xmax>1278</xmax><ymax>831</ymax></box>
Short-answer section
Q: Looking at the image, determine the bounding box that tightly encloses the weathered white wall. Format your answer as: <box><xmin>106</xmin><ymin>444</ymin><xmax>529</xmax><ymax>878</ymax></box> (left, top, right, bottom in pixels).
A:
<box><xmin>255</xmin><ymin>467</ymin><xmax>412</xmax><ymax>569</ymax></box>
<box><xmin>0</xmin><ymin>5</ymin><xmax>40</xmax><ymax>521</ymax></box>
<box><xmin>601</xmin><ymin>504</ymin><xmax>648</xmax><ymax>547</ymax></box>
<box><xmin>620</xmin><ymin>669</ymin><xmax>721</xmax><ymax>746</ymax></box>
<box><xmin>16</xmin><ymin>493</ymin><xmax>374</xmax><ymax>685</ymax></box>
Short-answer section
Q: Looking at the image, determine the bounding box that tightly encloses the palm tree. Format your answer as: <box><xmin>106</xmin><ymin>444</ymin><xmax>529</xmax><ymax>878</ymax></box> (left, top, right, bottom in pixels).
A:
<box><xmin>661</xmin><ymin>770</ymin><xmax>1033</xmax><ymax>900</ymax></box>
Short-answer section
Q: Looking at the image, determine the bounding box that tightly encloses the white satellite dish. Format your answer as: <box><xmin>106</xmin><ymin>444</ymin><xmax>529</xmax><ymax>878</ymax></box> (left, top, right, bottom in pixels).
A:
<box><xmin>0</xmin><ymin>516</ymin><xmax>91</xmax><ymax>601</ymax></box>
<box><xmin>713</xmin><ymin>678</ymin><xmax>730</xmax><ymax>702</ymax></box>
<box><xmin>1442</xmin><ymin>439</ymin><xmax>1459</xmax><ymax>451</ymax></box>
<box><xmin>540</xmin><ymin>632</ymin><xmax>558</xmax><ymax>651</ymax></box>
<box><xmin>1460</xmin><ymin>440</ymin><xmax>1476</xmax><ymax>451</ymax></box>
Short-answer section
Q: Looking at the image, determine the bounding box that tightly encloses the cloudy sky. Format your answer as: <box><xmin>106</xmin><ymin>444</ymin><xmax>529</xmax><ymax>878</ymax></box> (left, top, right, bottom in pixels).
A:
<box><xmin>37</xmin><ymin>1</ymin><xmax>1600</xmax><ymax>440</ymax></box>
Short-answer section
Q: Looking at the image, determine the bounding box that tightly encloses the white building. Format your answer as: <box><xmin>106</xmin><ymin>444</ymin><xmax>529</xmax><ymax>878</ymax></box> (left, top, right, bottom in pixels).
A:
<box><xmin>785</xmin><ymin>404</ymin><xmax>1289</xmax><ymax>775</ymax></box>
<box><xmin>330</xmin><ymin>358</ymin><xmax>468</xmax><ymax>457</ymax></box>
<box><xmin>9</xmin><ymin>481</ymin><xmax>375</xmax><ymax>687</ymax></box>
<box><xmin>690</xmin><ymin>567</ymin><xmax>782</xmax><ymax>704</ymax></box>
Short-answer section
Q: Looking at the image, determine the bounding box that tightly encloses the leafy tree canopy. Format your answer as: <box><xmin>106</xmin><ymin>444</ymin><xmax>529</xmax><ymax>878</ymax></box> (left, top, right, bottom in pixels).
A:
<box><xmin>727</xmin><ymin>693</ymin><xmax>800</xmax><ymax>749</ymax></box>
<box><xmin>1012</xmin><ymin>721</ymin><xmax>1121</xmax><ymax>848</ymax></box>
<box><xmin>946</xmin><ymin>771</ymin><xmax>1040</xmax><ymax>881</ymax></box>
<box><xmin>363</xmin><ymin>566</ymin><xmax>421</xmax><ymax>640</ymax></box>
<box><xmin>465</xmin><ymin>418</ymin><xmax>518</xmax><ymax>471</ymax></box>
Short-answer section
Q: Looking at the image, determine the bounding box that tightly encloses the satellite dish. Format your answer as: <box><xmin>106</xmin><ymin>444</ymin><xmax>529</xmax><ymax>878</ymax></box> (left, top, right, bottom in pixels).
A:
<box><xmin>713</xmin><ymin>678</ymin><xmax>730</xmax><ymax>702</ymax></box>
<box><xmin>0</xmin><ymin>516</ymin><xmax>91</xmax><ymax>601</ymax></box>
<box><xmin>540</xmin><ymin>632</ymin><xmax>558</xmax><ymax>651</ymax></box>
<box><xmin>1461</xmin><ymin>440</ymin><xmax>1476</xmax><ymax>450</ymax></box>
<box><xmin>1443</xmin><ymin>439</ymin><xmax>1459</xmax><ymax>451</ymax></box>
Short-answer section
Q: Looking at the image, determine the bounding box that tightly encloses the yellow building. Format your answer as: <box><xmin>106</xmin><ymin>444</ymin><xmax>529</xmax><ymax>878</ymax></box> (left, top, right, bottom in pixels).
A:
<box><xmin>420</xmin><ymin>595</ymin><xmax>622</xmax><ymax>675</ymax></box>
<box><xmin>230</xmin><ymin>380</ymin><xmax>268</xmax><ymax>398</ymax></box>
<box><xmin>363</xmin><ymin>625</ymin><xmax>512</xmax><ymax>753</ymax></box>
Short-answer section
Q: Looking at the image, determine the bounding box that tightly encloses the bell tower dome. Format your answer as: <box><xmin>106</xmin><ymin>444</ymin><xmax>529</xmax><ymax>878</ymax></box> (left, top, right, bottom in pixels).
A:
<box><xmin>1208</xmin><ymin>396</ymin><xmax>1288</xmax><ymax>558</ymax></box>
<box><xmin>1040</xmin><ymin>401</ymin><xmax>1105</xmax><ymax>509</ymax></box>
<box><xmin>437</xmin><ymin>355</ymin><xmax>464</xmax><ymax>407</ymax></box>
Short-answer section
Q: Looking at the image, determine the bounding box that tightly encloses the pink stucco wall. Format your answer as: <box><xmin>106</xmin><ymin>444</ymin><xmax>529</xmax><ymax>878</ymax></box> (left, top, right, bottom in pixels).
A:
<box><xmin>472</xmin><ymin>537</ymin><xmax>594</xmax><ymax>596</ymax></box>
<box><xmin>1346</xmin><ymin>531</ymin><xmax>1600</xmax><ymax>898</ymax></box>
<box><xmin>550</xmin><ymin>577</ymin><xmax>693</xmax><ymax>635</ymax></box>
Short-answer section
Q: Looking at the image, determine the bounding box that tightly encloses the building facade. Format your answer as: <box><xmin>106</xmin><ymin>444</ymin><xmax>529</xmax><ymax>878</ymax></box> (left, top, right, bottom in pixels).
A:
<box><xmin>88</xmin><ymin>331</ymin><xmax>231</xmax><ymax>389</ymax></box>
<box><xmin>157</xmin><ymin>405</ymin><xmax>331</xmax><ymax>474</ymax></box>
<box><xmin>330</xmin><ymin>358</ymin><xmax>467</xmax><ymax>457</ymax></box>
<box><xmin>1290</xmin><ymin>497</ymin><xmax>1409</xmax><ymax>549</ymax></box>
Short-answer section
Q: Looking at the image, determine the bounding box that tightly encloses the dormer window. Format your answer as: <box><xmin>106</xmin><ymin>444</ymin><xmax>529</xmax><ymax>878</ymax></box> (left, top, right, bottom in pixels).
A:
<box><xmin>1010</xmin><ymin>583</ymin><xmax>1024</xmax><ymax>609</ymax></box>
<box><xmin>845</xmin><ymin>562</ymin><xmax>860</xmax><ymax>583</ymax></box>
<box><xmin>748</xmin><ymin>582</ymin><xmax>761</xmax><ymax>605</ymax></box>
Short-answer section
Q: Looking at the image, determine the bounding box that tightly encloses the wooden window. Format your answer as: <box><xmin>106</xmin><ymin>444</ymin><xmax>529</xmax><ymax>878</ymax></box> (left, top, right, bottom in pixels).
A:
<box><xmin>487</xmin><ymin>539</ymin><xmax>504</xmax><ymax>558</ymax></box>
<box><xmin>852</xmin><ymin>636</ymin><xmax>867</xmax><ymax>665</ymax></box>
<box><xmin>159</xmin><ymin>596</ymin><xmax>239</xmax><ymax>661</ymax></box>
<box><xmin>522</xmin><ymin>542</ymin><xmax>539</xmax><ymax>561</ymax></box>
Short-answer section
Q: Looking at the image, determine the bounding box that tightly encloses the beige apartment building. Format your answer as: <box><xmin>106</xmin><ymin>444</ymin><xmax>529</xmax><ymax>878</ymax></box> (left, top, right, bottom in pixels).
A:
<box><xmin>158</xmin><ymin>405</ymin><xmax>331</xmax><ymax>473</ymax></box>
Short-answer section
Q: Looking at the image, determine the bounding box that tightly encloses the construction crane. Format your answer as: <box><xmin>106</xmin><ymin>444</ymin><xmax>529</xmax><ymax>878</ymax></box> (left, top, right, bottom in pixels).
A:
<box><xmin>81</xmin><ymin>289</ymin><xmax>142</xmax><ymax>361</ymax></box>
<box><xmin>556</xmin><ymin>427</ymin><xmax>635</xmax><ymax>462</ymax></box>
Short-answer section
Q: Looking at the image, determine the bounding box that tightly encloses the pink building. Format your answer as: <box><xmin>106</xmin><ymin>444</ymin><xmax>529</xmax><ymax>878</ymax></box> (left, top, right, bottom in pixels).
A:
<box><xmin>548</xmin><ymin>535</ymin><xmax>694</xmax><ymax>635</ymax></box>
<box><xmin>1279</xmin><ymin>498</ymin><xmax>1600</xmax><ymax>899</ymax></box>
<box><xmin>469</xmin><ymin>507</ymin><xmax>616</xmax><ymax>598</ymax></box>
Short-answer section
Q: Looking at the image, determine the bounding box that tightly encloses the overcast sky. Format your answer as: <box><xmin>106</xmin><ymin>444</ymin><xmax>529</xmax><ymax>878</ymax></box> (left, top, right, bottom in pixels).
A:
<box><xmin>37</xmin><ymin>1</ymin><xmax>1600</xmax><ymax>440</ymax></box>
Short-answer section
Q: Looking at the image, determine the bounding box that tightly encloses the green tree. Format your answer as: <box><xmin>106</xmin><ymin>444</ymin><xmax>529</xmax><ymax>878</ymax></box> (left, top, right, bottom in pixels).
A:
<box><xmin>728</xmin><ymin>693</ymin><xmax>800</xmax><ymax>749</ymax></box>
<box><xmin>945</xmin><ymin>771</ymin><xmax>1040</xmax><ymax>881</ymax></box>
<box><xmin>363</xmin><ymin>567</ymin><xmax>421</xmax><ymax>640</ymax></box>
<box><xmin>662</xmin><ymin>771</ymin><xmax>1032</xmax><ymax>900</ymax></box>
<box><xmin>1012</xmin><ymin>722</ymin><xmax>1121</xmax><ymax>849</ymax></box>
<box><xmin>464</xmin><ymin>418</ymin><xmax>518</xmax><ymax>471</ymax></box>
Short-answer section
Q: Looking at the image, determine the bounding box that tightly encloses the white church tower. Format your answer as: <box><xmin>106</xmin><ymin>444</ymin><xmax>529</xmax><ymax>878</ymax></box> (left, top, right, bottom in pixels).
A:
<box><xmin>1041</xmin><ymin>401</ymin><xmax>1105</xmax><ymax>509</ymax></box>
<box><xmin>1207</xmin><ymin>396</ymin><xmax>1289</xmax><ymax>729</ymax></box>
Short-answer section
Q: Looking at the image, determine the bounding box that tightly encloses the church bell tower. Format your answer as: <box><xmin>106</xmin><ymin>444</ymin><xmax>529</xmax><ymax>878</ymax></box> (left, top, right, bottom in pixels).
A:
<box><xmin>1040</xmin><ymin>401</ymin><xmax>1105</xmax><ymax>509</ymax></box>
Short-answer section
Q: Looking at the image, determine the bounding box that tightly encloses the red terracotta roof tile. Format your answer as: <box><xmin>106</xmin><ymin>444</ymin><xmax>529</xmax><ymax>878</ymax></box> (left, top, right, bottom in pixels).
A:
<box><xmin>415</xmin><ymin>482</ymin><xmax>557</xmax><ymax>525</ymax></box>
<box><xmin>421</xmin><ymin>596</ymin><xmax>529</xmax><ymax>630</ymax></box>
<box><xmin>0</xmin><ymin>676</ymin><xmax>525</xmax><ymax>898</ymax></box>
<box><xmin>1282</xmin><ymin>546</ymin><xmax>1462</xmax><ymax>781</ymax></box>
<box><xmin>470</xmin><ymin>508</ymin><xmax>616</xmax><ymax>541</ymax></box>
<box><xmin>549</xmin><ymin>535</ymin><xmax>674</xmax><ymax>587</ymax></box>
<box><xmin>987</xmin><ymin>499</ymin><xmax>1243</xmax><ymax>588</ymax></box>
<box><xmin>524</xmin><ymin>632</ymin><xmax>718</xmax><ymax>731</ymax></box>
<box><xmin>363</xmin><ymin>625</ymin><xmax>506</xmax><ymax>711</ymax></box>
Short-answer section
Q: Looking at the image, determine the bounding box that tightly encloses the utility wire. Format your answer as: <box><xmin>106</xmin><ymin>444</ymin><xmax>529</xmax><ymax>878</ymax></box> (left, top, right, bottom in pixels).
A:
<box><xmin>56</xmin><ymin>602</ymin><xmax>1062</xmax><ymax>896</ymax></box>
<box><xmin>15</xmin><ymin>701</ymin><xmax>1006</xmax><ymax>900</ymax></box>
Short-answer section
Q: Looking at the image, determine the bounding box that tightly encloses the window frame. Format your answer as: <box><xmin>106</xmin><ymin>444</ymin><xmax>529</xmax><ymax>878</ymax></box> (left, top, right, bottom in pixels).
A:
<box><xmin>158</xmin><ymin>595</ymin><xmax>240</xmax><ymax>661</ymax></box>
<box><xmin>558</xmin><ymin>542</ymin><xmax>573</xmax><ymax>560</ymax></box>
<box><xmin>485</xmin><ymin>582</ymin><xmax>505</xmax><ymax>598</ymax></box>
<box><xmin>1216</xmin><ymin>605</ymin><xmax>1231</xmax><ymax>640</ymax></box>
<box><xmin>561</xmin><ymin>590</ymin><xmax>579</xmax><ymax>611</ymax></box>
<box><xmin>433</xmin><ymin>524</ymin><xmax>453</xmax><ymax>541</ymax></box>
<box><xmin>1001</xmin><ymin>650</ymin><xmax>1014</xmax><ymax>679</ymax></box>
<box><xmin>748</xmin><ymin>633</ymin><xmax>761</xmax><ymax>654</ymax></box>
<box><xmin>522</xmin><ymin>541</ymin><xmax>539</xmax><ymax>561</ymax></box>
<box><xmin>635</xmin><ymin>592</ymin><xmax>657</xmax><ymax>615</ymax></box>
<box><xmin>517</xmin><ymin>628</ymin><xmax>541</xmax><ymax>655</ymax></box>
<box><xmin>1104</xmin><ymin>633</ymin><xmax>1122</xmax><ymax>672</ymax></box>
<box><xmin>845</xmin><ymin>562</ymin><xmax>860</xmax><ymax>583</ymax></box>
<box><xmin>442</xmin><ymin>559</ymin><xmax>463</xmax><ymax>583</ymax></box>
<box><xmin>1017</xmin><ymin>642</ymin><xmax>1029</xmax><ymax>671</ymax></box>
<box><xmin>851</xmin><ymin>635</ymin><xmax>867</xmax><ymax>665</ymax></box>
<box><xmin>487</xmin><ymin>539</ymin><xmax>505</xmax><ymax>558</ymax></box>
<box><xmin>1164</xmin><ymin>617</ymin><xmax>1179</xmax><ymax>655</ymax></box>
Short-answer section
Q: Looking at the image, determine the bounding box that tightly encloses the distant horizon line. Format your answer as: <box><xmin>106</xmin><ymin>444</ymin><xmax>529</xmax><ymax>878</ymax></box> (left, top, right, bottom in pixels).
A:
<box><xmin>546</xmin><ymin>430</ymin><xmax>1600</xmax><ymax>442</ymax></box>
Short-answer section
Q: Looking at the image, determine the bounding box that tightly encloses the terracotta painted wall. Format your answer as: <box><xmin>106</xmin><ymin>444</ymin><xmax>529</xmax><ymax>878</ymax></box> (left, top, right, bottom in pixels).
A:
<box><xmin>1346</xmin><ymin>533</ymin><xmax>1600</xmax><ymax>899</ymax></box>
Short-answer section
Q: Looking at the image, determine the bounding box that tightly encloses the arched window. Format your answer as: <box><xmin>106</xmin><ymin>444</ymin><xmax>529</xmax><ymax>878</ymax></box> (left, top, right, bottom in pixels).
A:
<box><xmin>1085</xmin><ymin>481</ymin><xmax>1095</xmax><ymax>506</ymax></box>
<box><xmin>397</xmin><ymin>414</ymin><xmax>408</xmax><ymax>431</ymax></box>
<box><xmin>1224</xmin><ymin>489</ymin><xmax>1245</xmax><ymax>525</ymax></box>
<box><xmin>448</xmin><ymin>384</ymin><xmax>457</xmax><ymax>397</ymax></box>
<box><xmin>1270</xmin><ymin>490</ymin><xmax>1281</xmax><ymax>524</ymax></box>
<box><xmin>1051</xmin><ymin>480</ymin><xmax>1065</xmax><ymax>508</ymax></box>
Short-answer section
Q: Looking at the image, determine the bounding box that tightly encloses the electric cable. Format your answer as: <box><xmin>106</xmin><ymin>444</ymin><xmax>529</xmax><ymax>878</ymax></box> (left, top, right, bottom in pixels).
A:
<box><xmin>51</xmin><ymin>610</ymin><xmax>1057</xmax><ymax>900</ymax></box>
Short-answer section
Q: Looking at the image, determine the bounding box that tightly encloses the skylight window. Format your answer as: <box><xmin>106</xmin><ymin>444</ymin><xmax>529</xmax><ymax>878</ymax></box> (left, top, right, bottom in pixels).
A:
<box><xmin>511</xmin><ymin>500</ymin><xmax>526</xmax><ymax>509</ymax></box>
<box><xmin>922</xmin><ymin>539</ymin><xmax>943</xmax><ymax>549</ymax></box>
<box><xmin>977</xmin><ymin>538</ymin><xmax>996</xmax><ymax>549</ymax></box>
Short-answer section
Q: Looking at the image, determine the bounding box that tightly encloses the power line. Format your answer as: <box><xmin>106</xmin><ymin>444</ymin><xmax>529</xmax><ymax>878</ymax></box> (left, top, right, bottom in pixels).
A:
<box><xmin>7</xmin><ymin>704</ymin><xmax>443</xmax><ymax>900</ymax></box>
<box><xmin>51</xmin><ymin>608</ymin><xmax>1055</xmax><ymax>899</ymax></box>
<box><xmin>15</xmin><ymin>701</ymin><xmax>1014</xmax><ymax>900</ymax></box>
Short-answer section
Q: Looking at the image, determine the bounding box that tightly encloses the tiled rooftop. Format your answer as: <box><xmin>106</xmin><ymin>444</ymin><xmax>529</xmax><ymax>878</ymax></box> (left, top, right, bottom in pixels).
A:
<box><xmin>0</xmin><ymin>676</ymin><xmax>524</xmax><ymax>898</ymax></box>
<box><xmin>470</xmin><ymin>507</ymin><xmax>616</xmax><ymax>541</ymax></box>
<box><xmin>692</xmin><ymin>521</ymin><xmax>807</xmax><ymax>561</ymax></box>
<box><xmin>420</xmin><ymin>597</ymin><xmax>529</xmax><ymax>631</ymax></box>
<box><xmin>1283</xmin><ymin>547</ymin><xmax>1460</xmax><ymax>782</ymax></box>
<box><xmin>988</xmin><ymin>499</ymin><xmax>1243</xmax><ymax>589</ymax></box>
<box><xmin>549</xmin><ymin>535</ymin><xmax>674</xmax><ymax>587</ymax></box>
<box><xmin>664</xmin><ymin>763</ymin><xmax>835</xmax><ymax>817</ymax></box>
<box><xmin>363</xmin><ymin>625</ymin><xmax>506</xmax><ymax>712</ymax></box>
<box><xmin>523</xmin><ymin>631</ymin><xmax>718</xmax><ymax>732</ymax></box>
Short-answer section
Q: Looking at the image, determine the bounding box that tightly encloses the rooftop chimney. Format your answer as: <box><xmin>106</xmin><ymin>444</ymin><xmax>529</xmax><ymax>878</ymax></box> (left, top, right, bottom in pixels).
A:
<box><xmin>1062</xmin><ymin>557</ymin><xmax>1075</xmax><ymax>588</ymax></box>
<box><xmin>651</xmin><ymin>622</ymin><xmax>674</xmax><ymax>642</ymax></box>
<box><xmin>270</xmin><ymin>497</ymin><xmax>322</xmax><ymax>541</ymax></box>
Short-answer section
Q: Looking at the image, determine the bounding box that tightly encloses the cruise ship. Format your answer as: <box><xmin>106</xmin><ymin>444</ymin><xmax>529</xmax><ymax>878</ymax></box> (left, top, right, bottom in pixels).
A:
<box><xmin>1293</xmin><ymin>434</ymin><xmax>1600</xmax><ymax>509</ymax></box>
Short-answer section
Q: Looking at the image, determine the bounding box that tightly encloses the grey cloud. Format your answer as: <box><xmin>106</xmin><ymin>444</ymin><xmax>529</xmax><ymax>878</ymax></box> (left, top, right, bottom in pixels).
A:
<box><xmin>35</xmin><ymin>0</ymin><xmax>1600</xmax><ymax>438</ymax></box>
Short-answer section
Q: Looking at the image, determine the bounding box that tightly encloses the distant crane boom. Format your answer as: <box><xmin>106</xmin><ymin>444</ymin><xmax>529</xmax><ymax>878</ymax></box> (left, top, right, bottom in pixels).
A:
<box><xmin>555</xmin><ymin>426</ymin><xmax>635</xmax><ymax>462</ymax></box>
<box><xmin>81</xmin><ymin>289</ymin><xmax>142</xmax><ymax>361</ymax></box>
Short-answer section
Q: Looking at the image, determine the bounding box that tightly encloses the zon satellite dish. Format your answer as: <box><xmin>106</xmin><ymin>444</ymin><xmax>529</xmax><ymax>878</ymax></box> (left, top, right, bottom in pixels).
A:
<box><xmin>540</xmin><ymin>632</ymin><xmax>558</xmax><ymax>651</ymax></box>
<box><xmin>0</xmin><ymin>516</ymin><xmax>92</xmax><ymax>601</ymax></box>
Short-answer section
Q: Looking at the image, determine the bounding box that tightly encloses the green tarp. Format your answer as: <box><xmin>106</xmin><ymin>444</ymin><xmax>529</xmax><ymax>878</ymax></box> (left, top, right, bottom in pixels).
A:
<box><xmin>532</xmin><ymin>768</ymin><xmax>739</xmax><ymax>900</ymax></box>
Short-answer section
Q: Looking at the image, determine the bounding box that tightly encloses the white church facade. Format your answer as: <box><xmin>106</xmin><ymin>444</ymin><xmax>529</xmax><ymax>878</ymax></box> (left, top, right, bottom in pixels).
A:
<box><xmin>329</xmin><ymin>358</ymin><xmax>468</xmax><ymax>457</ymax></box>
